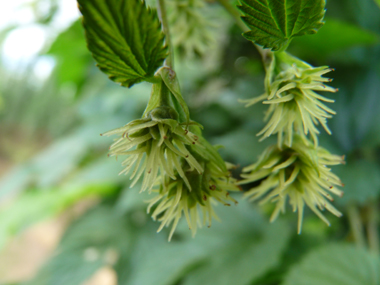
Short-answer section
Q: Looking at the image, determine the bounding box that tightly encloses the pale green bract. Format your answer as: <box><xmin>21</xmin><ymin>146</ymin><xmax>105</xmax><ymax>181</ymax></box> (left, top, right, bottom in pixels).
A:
<box><xmin>238</xmin><ymin>0</ymin><xmax>326</xmax><ymax>51</ymax></box>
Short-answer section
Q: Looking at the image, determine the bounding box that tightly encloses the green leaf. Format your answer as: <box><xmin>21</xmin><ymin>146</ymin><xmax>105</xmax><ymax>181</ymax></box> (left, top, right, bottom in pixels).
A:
<box><xmin>238</xmin><ymin>0</ymin><xmax>326</xmax><ymax>51</ymax></box>
<box><xmin>77</xmin><ymin>0</ymin><xmax>168</xmax><ymax>87</ymax></box>
<box><xmin>182</xmin><ymin>200</ymin><xmax>291</xmax><ymax>285</ymax></box>
<box><xmin>124</xmin><ymin>228</ymin><xmax>205</xmax><ymax>285</ymax></box>
<box><xmin>283</xmin><ymin>244</ymin><xmax>380</xmax><ymax>285</ymax></box>
<box><xmin>184</xmin><ymin>222</ymin><xmax>291</xmax><ymax>285</ymax></box>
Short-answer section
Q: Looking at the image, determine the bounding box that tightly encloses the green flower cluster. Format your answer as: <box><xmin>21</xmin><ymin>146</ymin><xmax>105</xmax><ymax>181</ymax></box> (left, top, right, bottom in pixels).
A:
<box><xmin>240</xmin><ymin>52</ymin><xmax>345</xmax><ymax>231</ymax></box>
<box><xmin>241</xmin><ymin>52</ymin><xmax>337</xmax><ymax>147</ymax></box>
<box><xmin>240</xmin><ymin>137</ymin><xmax>344</xmax><ymax>233</ymax></box>
<box><xmin>148</xmin><ymin>157</ymin><xmax>239</xmax><ymax>241</ymax></box>
<box><xmin>103</xmin><ymin>68</ymin><xmax>239</xmax><ymax>239</ymax></box>
<box><xmin>102</xmin><ymin>107</ymin><xmax>203</xmax><ymax>193</ymax></box>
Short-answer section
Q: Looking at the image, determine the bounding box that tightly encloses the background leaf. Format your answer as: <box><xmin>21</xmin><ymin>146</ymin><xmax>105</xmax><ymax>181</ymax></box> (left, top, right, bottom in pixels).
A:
<box><xmin>0</xmin><ymin>182</ymin><xmax>119</xmax><ymax>251</ymax></box>
<box><xmin>183</xmin><ymin>222</ymin><xmax>290</xmax><ymax>285</ymax></box>
<box><xmin>182</xmin><ymin>201</ymin><xmax>291</xmax><ymax>285</ymax></box>
<box><xmin>238</xmin><ymin>0</ymin><xmax>326</xmax><ymax>51</ymax></box>
<box><xmin>27</xmin><ymin>206</ymin><xmax>133</xmax><ymax>285</ymax></box>
<box><xmin>47</xmin><ymin>19</ymin><xmax>93</xmax><ymax>97</ymax></box>
<box><xmin>289</xmin><ymin>18</ymin><xmax>380</xmax><ymax>60</ymax></box>
<box><xmin>77</xmin><ymin>0</ymin><xmax>167</xmax><ymax>87</ymax></box>
<box><xmin>283</xmin><ymin>244</ymin><xmax>380</xmax><ymax>285</ymax></box>
<box><xmin>124</xmin><ymin>228</ymin><xmax>205</xmax><ymax>285</ymax></box>
<box><xmin>335</xmin><ymin>159</ymin><xmax>380</xmax><ymax>206</ymax></box>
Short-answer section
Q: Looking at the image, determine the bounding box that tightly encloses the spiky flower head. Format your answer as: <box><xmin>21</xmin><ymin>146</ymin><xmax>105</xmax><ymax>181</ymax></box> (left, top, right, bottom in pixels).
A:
<box><xmin>147</xmin><ymin>153</ymin><xmax>240</xmax><ymax>241</ymax></box>
<box><xmin>241</xmin><ymin>52</ymin><xmax>337</xmax><ymax>147</ymax></box>
<box><xmin>169</xmin><ymin>0</ymin><xmax>214</xmax><ymax>57</ymax></box>
<box><xmin>239</xmin><ymin>136</ymin><xmax>344</xmax><ymax>233</ymax></box>
<box><xmin>102</xmin><ymin>105</ymin><xmax>204</xmax><ymax>193</ymax></box>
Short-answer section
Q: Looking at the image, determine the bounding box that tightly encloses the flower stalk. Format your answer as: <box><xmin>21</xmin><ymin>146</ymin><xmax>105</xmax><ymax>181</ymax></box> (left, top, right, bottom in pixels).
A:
<box><xmin>157</xmin><ymin>0</ymin><xmax>174</xmax><ymax>69</ymax></box>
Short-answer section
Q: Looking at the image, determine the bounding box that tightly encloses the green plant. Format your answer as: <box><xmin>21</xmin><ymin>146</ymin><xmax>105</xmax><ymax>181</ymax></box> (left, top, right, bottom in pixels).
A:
<box><xmin>77</xmin><ymin>0</ymin><xmax>345</xmax><ymax>238</ymax></box>
<box><xmin>1</xmin><ymin>0</ymin><xmax>380</xmax><ymax>284</ymax></box>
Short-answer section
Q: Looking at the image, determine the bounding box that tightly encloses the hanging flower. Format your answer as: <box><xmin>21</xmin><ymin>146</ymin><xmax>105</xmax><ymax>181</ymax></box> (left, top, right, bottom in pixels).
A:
<box><xmin>147</xmin><ymin>157</ymin><xmax>240</xmax><ymax>241</ymax></box>
<box><xmin>240</xmin><ymin>52</ymin><xmax>337</xmax><ymax>147</ymax></box>
<box><xmin>239</xmin><ymin>136</ymin><xmax>344</xmax><ymax>233</ymax></box>
<box><xmin>102</xmin><ymin>106</ymin><xmax>203</xmax><ymax>193</ymax></box>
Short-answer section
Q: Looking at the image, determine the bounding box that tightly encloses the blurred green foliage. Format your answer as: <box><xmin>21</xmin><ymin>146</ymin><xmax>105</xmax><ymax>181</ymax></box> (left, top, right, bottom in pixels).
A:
<box><xmin>0</xmin><ymin>0</ymin><xmax>380</xmax><ymax>284</ymax></box>
<box><xmin>283</xmin><ymin>244</ymin><xmax>380</xmax><ymax>285</ymax></box>
<box><xmin>46</xmin><ymin>19</ymin><xmax>93</xmax><ymax>97</ymax></box>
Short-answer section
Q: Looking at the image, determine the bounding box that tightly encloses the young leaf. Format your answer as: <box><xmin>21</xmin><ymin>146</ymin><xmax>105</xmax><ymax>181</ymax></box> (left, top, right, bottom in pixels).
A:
<box><xmin>77</xmin><ymin>0</ymin><xmax>168</xmax><ymax>87</ymax></box>
<box><xmin>238</xmin><ymin>0</ymin><xmax>326</xmax><ymax>51</ymax></box>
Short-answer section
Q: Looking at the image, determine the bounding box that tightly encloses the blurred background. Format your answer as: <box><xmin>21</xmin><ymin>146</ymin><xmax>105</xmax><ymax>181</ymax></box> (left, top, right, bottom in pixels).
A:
<box><xmin>0</xmin><ymin>0</ymin><xmax>380</xmax><ymax>284</ymax></box>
